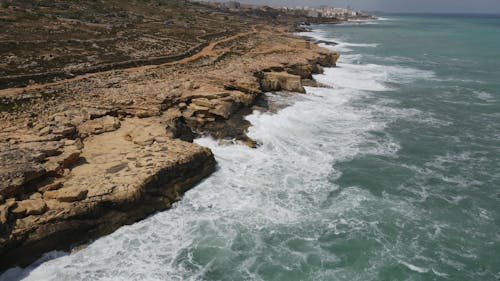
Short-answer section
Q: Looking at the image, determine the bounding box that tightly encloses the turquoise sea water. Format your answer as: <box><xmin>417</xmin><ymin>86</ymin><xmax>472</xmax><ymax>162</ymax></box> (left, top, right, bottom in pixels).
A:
<box><xmin>2</xmin><ymin>14</ymin><xmax>500</xmax><ymax>281</ymax></box>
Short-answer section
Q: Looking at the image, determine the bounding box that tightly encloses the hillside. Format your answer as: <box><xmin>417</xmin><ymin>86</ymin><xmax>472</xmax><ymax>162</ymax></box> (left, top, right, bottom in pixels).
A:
<box><xmin>0</xmin><ymin>0</ymin><xmax>252</xmax><ymax>88</ymax></box>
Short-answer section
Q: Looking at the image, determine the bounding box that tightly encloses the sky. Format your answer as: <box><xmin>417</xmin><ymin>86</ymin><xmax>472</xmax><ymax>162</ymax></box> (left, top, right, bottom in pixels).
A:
<box><xmin>209</xmin><ymin>0</ymin><xmax>500</xmax><ymax>14</ymax></box>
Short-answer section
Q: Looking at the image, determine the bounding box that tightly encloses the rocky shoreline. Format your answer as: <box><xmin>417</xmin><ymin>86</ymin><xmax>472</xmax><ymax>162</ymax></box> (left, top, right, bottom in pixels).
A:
<box><xmin>0</xmin><ymin>2</ymin><xmax>340</xmax><ymax>272</ymax></box>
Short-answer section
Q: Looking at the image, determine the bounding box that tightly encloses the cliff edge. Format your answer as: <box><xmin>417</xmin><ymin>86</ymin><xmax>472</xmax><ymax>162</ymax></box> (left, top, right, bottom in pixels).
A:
<box><xmin>0</xmin><ymin>0</ymin><xmax>340</xmax><ymax>271</ymax></box>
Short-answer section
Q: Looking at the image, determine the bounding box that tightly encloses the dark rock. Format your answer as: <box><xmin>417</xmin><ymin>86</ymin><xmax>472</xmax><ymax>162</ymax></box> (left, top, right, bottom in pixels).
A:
<box><xmin>286</xmin><ymin>63</ymin><xmax>313</xmax><ymax>79</ymax></box>
<box><xmin>166</xmin><ymin>116</ymin><xmax>197</xmax><ymax>142</ymax></box>
<box><xmin>106</xmin><ymin>163</ymin><xmax>128</xmax><ymax>174</ymax></box>
<box><xmin>317</xmin><ymin>52</ymin><xmax>340</xmax><ymax>67</ymax></box>
<box><xmin>0</xmin><ymin>148</ymin><xmax>47</xmax><ymax>198</ymax></box>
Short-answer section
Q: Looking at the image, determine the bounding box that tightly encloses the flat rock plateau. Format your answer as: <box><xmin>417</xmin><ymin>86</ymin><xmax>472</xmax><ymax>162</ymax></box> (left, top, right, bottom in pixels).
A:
<box><xmin>0</xmin><ymin>0</ymin><xmax>340</xmax><ymax>270</ymax></box>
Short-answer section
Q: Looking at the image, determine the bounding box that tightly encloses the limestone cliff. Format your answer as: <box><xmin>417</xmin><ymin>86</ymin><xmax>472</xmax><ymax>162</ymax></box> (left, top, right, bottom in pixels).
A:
<box><xmin>0</xmin><ymin>27</ymin><xmax>339</xmax><ymax>270</ymax></box>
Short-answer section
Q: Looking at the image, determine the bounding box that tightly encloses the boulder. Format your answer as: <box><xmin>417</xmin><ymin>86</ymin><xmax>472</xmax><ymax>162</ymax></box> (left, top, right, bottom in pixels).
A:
<box><xmin>126</xmin><ymin>108</ymin><xmax>161</xmax><ymax>118</ymax></box>
<box><xmin>210</xmin><ymin>101</ymin><xmax>237</xmax><ymax>119</ymax></box>
<box><xmin>183</xmin><ymin>81</ymin><xmax>194</xmax><ymax>90</ymax></box>
<box><xmin>131</xmin><ymin>135</ymin><xmax>155</xmax><ymax>146</ymax></box>
<box><xmin>78</xmin><ymin>116</ymin><xmax>121</xmax><ymax>137</ymax></box>
<box><xmin>0</xmin><ymin>148</ymin><xmax>47</xmax><ymax>198</ymax></box>
<box><xmin>38</xmin><ymin>181</ymin><xmax>64</xmax><ymax>193</ymax></box>
<box><xmin>0</xmin><ymin>207</ymin><xmax>7</xmax><ymax>224</ymax></box>
<box><xmin>19</xmin><ymin>141</ymin><xmax>64</xmax><ymax>157</ymax></box>
<box><xmin>38</xmin><ymin>126</ymin><xmax>51</xmax><ymax>136</ymax></box>
<box><xmin>43</xmin><ymin>146</ymin><xmax>81</xmax><ymax>174</ymax></box>
<box><xmin>188</xmin><ymin>103</ymin><xmax>210</xmax><ymax>112</ymax></box>
<box><xmin>105</xmin><ymin>163</ymin><xmax>128</xmax><ymax>174</ymax></box>
<box><xmin>166</xmin><ymin>116</ymin><xmax>197</xmax><ymax>142</ymax></box>
<box><xmin>43</xmin><ymin>187</ymin><xmax>88</xmax><ymax>202</ymax></box>
<box><xmin>223</xmin><ymin>82</ymin><xmax>261</xmax><ymax>97</ymax></box>
<box><xmin>10</xmin><ymin>199</ymin><xmax>47</xmax><ymax>216</ymax></box>
<box><xmin>287</xmin><ymin>64</ymin><xmax>313</xmax><ymax>79</ymax></box>
<box><xmin>260</xmin><ymin>72</ymin><xmax>305</xmax><ymax>93</ymax></box>
<box><xmin>0</xmin><ymin>201</ymin><xmax>15</xmax><ymax>224</ymax></box>
<box><xmin>191</xmin><ymin>98</ymin><xmax>213</xmax><ymax>108</ymax></box>
<box><xmin>51</xmin><ymin>125</ymin><xmax>77</xmax><ymax>138</ymax></box>
<box><xmin>225</xmin><ymin>90</ymin><xmax>256</xmax><ymax>107</ymax></box>
<box><xmin>311</xmin><ymin>63</ymin><xmax>324</xmax><ymax>74</ymax></box>
<box><xmin>124</xmin><ymin>122</ymin><xmax>166</xmax><ymax>146</ymax></box>
<box><xmin>317</xmin><ymin>52</ymin><xmax>340</xmax><ymax>67</ymax></box>
<box><xmin>182</xmin><ymin>103</ymin><xmax>210</xmax><ymax>119</ymax></box>
<box><xmin>83</xmin><ymin>108</ymin><xmax>110</xmax><ymax>120</ymax></box>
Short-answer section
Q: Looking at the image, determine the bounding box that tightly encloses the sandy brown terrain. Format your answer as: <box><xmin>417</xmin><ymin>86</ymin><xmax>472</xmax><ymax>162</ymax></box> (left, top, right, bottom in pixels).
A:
<box><xmin>0</xmin><ymin>0</ymin><xmax>340</xmax><ymax>270</ymax></box>
<box><xmin>0</xmin><ymin>0</ymin><xmax>320</xmax><ymax>90</ymax></box>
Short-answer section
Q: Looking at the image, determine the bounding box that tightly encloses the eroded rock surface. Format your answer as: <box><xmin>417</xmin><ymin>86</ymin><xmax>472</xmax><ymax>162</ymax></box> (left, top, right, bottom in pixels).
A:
<box><xmin>0</xmin><ymin>25</ymin><xmax>339</xmax><ymax>270</ymax></box>
<box><xmin>0</xmin><ymin>118</ymin><xmax>215</xmax><ymax>269</ymax></box>
<box><xmin>260</xmin><ymin>72</ymin><xmax>306</xmax><ymax>93</ymax></box>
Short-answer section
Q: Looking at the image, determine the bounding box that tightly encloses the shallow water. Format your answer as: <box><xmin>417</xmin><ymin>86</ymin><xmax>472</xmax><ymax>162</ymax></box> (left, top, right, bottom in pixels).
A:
<box><xmin>2</xmin><ymin>14</ymin><xmax>500</xmax><ymax>281</ymax></box>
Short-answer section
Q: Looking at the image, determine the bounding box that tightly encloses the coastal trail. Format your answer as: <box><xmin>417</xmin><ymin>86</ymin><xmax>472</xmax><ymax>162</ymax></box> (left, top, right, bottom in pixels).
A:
<box><xmin>0</xmin><ymin>29</ymin><xmax>257</xmax><ymax>97</ymax></box>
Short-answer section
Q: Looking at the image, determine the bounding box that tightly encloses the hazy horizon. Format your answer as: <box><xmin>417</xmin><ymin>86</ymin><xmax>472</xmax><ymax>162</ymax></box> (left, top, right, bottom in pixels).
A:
<box><xmin>206</xmin><ymin>0</ymin><xmax>500</xmax><ymax>14</ymax></box>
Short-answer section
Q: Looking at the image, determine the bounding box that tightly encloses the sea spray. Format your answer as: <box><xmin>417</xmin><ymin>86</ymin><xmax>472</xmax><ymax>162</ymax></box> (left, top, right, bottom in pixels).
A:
<box><xmin>3</xmin><ymin>14</ymin><xmax>500</xmax><ymax>281</ymax></box>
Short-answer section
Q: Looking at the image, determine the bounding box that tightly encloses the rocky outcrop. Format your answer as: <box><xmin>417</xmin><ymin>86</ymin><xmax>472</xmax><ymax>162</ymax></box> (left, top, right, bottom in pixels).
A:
<box><xmin>0</xmin><ymin>118</ymin><xmax>216</xmax><ymax>270</ymax></box>
<box><xmin>0</xmin><ymin>148</ymin><xmax>47</xmax><ymax>199</ymax></box>
<box><xmin>259</xmin><ymin>72</ymin><xmax>306</xmax><ymax>93</ymax></box>
<box><xmin>10</xmin><ymin>199</ymin><xmax>47</xmax><ymax>216</ymax></box>
<box><xmin>0</xmin><ymin>28</ymin><xmax>340</xmax><ymax>271</ymax></box>
<box><xmin>77</xmin><ymin>116</ymin><xmax>121</xmax><ymax>137</ymax></box>
<box><xmin>317</xmin><ymin>51</ymin><xmax>340</xmax><ymax>67</ymax></box>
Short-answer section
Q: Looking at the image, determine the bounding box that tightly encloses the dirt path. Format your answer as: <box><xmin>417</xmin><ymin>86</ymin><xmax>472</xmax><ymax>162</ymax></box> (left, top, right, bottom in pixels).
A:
<box><xmin>0</xmin><ymin>30</ymin><xmax>256</xmax><ymax>97</ymax></box>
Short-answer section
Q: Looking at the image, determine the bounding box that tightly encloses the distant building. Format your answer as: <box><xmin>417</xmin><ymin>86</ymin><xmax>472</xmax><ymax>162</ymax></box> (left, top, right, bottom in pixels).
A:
<box><xmin>192</xmin><ymin>1</ymin><xmax>363</xmax><ymax>20</ymax></box>
<box><xmin>307</xmin><ymin>10</ymin><xmax>319</xmax><ymax>18</ymax></box>
<box><xmin>225</xmin><ymin>1</ymin><xmax>240</xmax><ymax>10</ymax></box>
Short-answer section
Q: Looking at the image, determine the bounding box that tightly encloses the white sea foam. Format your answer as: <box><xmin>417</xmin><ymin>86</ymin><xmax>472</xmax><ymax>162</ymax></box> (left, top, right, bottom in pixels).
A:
<box><xmin>297</xmin><ymin>29</ymin><xmax>378</xmax><ymax>53</ymax></box>
<box><xmin>473</xmin><ymin>90</ymin><xmax>495</xmax><ymax>102</ymax></box>
<box><xmin>338</xmin><ymin>20</ymin><xmax>379</xmax><ymax>26</ymax></box>
<box><xmin>316</xmin><ymin>65</ymin><xmax>390</xmax><ymax>91</ymax></box>
<box><xmin>320</xmin><ymin>41</ymin><xmax>379</xmax><ymax>53</ymax></box>
<box><xmin>296</xmin><ymin>29</ymin><xmax>333</xmax><ymax>44</ymax></box>
<box><xmin>1</xmin><ymin>70</ymin><xmax>403</xmax><ymax>281</ymax></box>
<box><xmin>339</xmin><ymin>53</ymin><xmax>363</xmax><ymax>63</ymax></box>
<box><xmin>315</xmin><ymin>61</ymin><xmax>434</xmax><ymax>92</ymax></box>
<box><xmin>1</xmin><ymin>29</ymin><xmax>438</xmax><ymax>281</ymax></box>
<box><xmin>399</xmin><ymin>260</ymin><xmax>430</xmax><ymax>273</ymax></box>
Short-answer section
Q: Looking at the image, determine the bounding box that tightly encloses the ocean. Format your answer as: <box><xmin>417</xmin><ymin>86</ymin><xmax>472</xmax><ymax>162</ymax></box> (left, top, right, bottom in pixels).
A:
<box><xmin>2</xmin><ymin>14</ymin><xmax>500</xmax><ymax>281</ymax></box>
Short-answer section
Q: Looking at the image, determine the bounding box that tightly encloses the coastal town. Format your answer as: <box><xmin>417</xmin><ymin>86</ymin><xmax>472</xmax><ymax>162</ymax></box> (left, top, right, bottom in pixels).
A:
<box><xmin>196</xmin><ymin>0</ymin><xmax>374</xmax><ymax>21</ymax></box>
<box><xmin>1</xmin><ymin>0</ymin><xmax>498</xmax><ymax>280</ymax></box>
